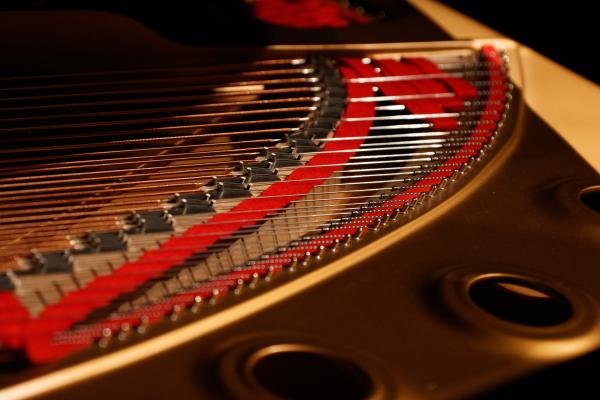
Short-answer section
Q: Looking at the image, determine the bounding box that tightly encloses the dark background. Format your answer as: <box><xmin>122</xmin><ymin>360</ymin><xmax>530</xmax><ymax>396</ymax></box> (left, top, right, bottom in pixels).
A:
<box><xmin>441</xmin><ymin>1</ymin><xmax>599</xmax><ymax>85</ymax></box>
<box><xmin>1</xmin><ymin>1</ymin><xmax>596</xmax><ymax>85</ymax></box>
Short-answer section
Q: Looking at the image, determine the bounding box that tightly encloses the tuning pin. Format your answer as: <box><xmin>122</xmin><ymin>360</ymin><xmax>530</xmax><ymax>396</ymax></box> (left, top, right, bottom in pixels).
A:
<box><xmin>380</xmin><ymin>213</ymin><xmax>391</xmax><ymax>225</ymax></box>
<box><xmin>190</xmin><ymin>295</ymin><xmax>203</xmax><ymax>313</ymax></box>
<box><xmin>315</xmin><ymin>245</ymin><xmax>326</xmax><ymax>259</ymax></box>
<box><xmin>450</xmin><ymin>170</ymin><xmax>461</xmax><ymax>181</ymax></box>
<box><xmin>408</xmin><ymin>197</ymin><xmax>419</xmax><ymax>209</ymax></box>
<box><xmin>438</xmin><ymin>178</ymin><xmax>450</xmax><ymax>191</ymax></box>
<box><xmin>117</xmin><ymin>323</ymin><xmax>131</xmax><ymax>341</ymax></box>
<box><xmin>302</xmin><ymin>251</ymin><xmax>312</xmax><ymax>266</ymax></box>
<box><xmin>169</xmin><ymin>304</ymin><xmax>183</xmax><ymax>321</ymax></box>
<box><xmin>474</xmin><ymin>148</ymin><xmax>485</xmax><ymax>161</ymax></box>
<box><xmin>467</xmin><ymin>156</ymin><xmax>477</xmax><ymax>168</ymax></box>
<box><xmin>370</xmin><ymin>217</ymin><xmax>383</xmax><ymax>230</ymax></box>
<box><xmin>328</xmin><ymin>239</ymin><xmax>340</xmax><ymax>252</ymax></box>
<box><xmin>353</xmin><ymin>227</ymin><xmax>365</xmax><ymax>240</ymax></box>
<box><xmin>97</xmin><ymin>327</ymin><xmax>112</xmax><ymax>349</ymax></box>
<box><xmin>428</xmin><ymin>185</ymin><xmax>439</xmax><ymax>198</ymax></box>
<box><xmin>342</xmin><ymin>234</ymin><xmax>352</xmax><ymax>245</ymax></box>
<box><xmin>137</xmin><ymin>315</ymin><xmax>150</xmax><ymax>334</ymax></box>
<box><xmin>234</xmin><ymin>278</ymin><xmax>246</xmax><ymax>294</ymax></box>
<box><xmin>249</xmin><ymin>272</ymin><xmax>261</xmax><ymax>288</ymax></box>
<box><xmin>399</xmin><ymin>203</ymin><xmax>410</xmax><ymax>214</ymax></box>
<box><xmin>209</xmin><ymin>288</ymin><xmax>221</xmax><ymax>305</ymax></box>
<box><xmin>265</xmin><ymin>266</ymin><xmax>277</xmax><ymax>281</ymax></box>
<box><xmin>286</xmin><ymin>256</ymin><xmax>299</xmax><ymax>271</ymax></box>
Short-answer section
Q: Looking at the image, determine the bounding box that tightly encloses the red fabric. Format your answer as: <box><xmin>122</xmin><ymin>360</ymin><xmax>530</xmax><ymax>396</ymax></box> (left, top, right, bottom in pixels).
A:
<box><xmin>373</xmin><ymin>59</ymin><xmax>457</xmax><ymax>130</ymax></box>
<box><xmin>406</xmin><ymin>57</ymin><xmax>479</xmax><ymax>100</ymax></box>
<box><xmin>253</xmin><ymin>0</ymin><xmax>372</xmax><ymax>29</ymax></box>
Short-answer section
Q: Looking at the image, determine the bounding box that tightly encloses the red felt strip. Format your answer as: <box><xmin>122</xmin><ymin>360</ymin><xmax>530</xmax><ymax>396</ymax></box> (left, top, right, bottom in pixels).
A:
<box><xmin>374</xmin><ymin>59</ymin><xmax>458</xmax><ymax>130</ymax></box>
<box><xmin>405</xmin><ymin>57</ymin><xmax>479</xmax><ymax>99</ymax></box>
<box><xmin>252</xmin><ymin>0</ymin><xmax>372</xmax><ymax>29</ymax></box>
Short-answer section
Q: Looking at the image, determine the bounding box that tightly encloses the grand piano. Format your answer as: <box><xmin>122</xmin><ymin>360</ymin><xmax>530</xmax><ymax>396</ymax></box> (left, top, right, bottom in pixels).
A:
<box><xmin>0</xmin><ymin>1</ymin><xmax>599</xmax><ymax>398</ymax></box>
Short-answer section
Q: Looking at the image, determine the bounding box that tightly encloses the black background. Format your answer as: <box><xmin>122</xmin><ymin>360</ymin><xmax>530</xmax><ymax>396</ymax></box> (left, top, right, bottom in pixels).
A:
<box><xmin>441</xmin><ymin>1</ymin><xmax>599</xmax><ymax>85</ymax></box>
<box><xmin>2</xmin><ymin>0</ymin><xmax>597</xmax><ymax>85</ymax></box>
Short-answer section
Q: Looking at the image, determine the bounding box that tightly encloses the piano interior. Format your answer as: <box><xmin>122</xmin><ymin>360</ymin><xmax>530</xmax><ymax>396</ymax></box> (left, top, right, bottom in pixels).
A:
<box><xmin>0</xmin><ymin>1</ymin><xmax>599</xmax><ymax>399</ymax></box>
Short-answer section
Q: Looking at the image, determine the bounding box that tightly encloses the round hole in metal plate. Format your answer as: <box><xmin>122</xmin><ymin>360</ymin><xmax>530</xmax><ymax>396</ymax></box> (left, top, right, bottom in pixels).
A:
<box><xmin>249</xmin><ymin>346</ymin><xmax>374</xmax><ymax>400</ymax></box>
<box><xmin>581</xmin><ymin>188</ymin><xmax>600</xmax><ymax>214</ymax></box>
<box><xmin>469</xmin><ymin>277</ymin><xmax>573</xmax><ymax>327</ymax></box>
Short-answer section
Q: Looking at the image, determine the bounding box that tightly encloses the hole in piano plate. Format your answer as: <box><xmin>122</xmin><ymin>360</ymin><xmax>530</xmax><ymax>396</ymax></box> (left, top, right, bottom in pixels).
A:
<box><xmin>469</xmin><ymin>277</ymin><xmax>573</xmax><ymax>327</ymax></box>
<box><xmin>246</xmin><ymin>344</ymin><xmax>374</xmax><ymax>400</ymax></box>
<box><xmin>580</xmin><ymin>188</ymin><xmax>600</xmax><ymax>214</ymax></box>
